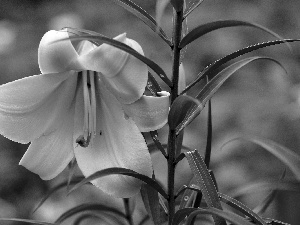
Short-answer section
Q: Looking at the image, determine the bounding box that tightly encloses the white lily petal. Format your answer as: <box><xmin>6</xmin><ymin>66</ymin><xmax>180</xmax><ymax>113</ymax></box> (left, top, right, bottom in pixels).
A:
<box><xmin>19</xmin><ymin>106</ymin><xmax>75</xmax><ymax>180</ymax></box>
<box><xmin>79</xmin><ymin>33</ymin><xmax>148</xmax><ymax>104</ymax></box>
<box><xmin>38</xmin><ymin>30</ymin><xmax>82</xmax><ymax>73</ymax></box>
<box><xmin>123</xmin><ymin>91</ymin><xmax>170</xmax><ymax>132</ymax></box>
<box><xmin>74</xmin><ymin>82</ymin><xmax>152</xmax><ymax>197</ymax></box>
<box><xmin>0</xmin><ymin>71</ymin><xmax>77</xmax><ymax>143</ymax></box>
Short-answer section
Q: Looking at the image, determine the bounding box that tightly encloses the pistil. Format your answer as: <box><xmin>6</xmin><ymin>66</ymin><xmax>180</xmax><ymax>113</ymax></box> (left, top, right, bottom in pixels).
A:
<box><xmin>81</xmin><ymin>70</ymin><xmax>97</xmax><ymax>147</ymax></box>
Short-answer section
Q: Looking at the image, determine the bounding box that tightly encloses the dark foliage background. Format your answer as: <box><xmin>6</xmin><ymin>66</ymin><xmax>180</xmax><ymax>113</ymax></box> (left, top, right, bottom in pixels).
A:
<box><xmin>0</xmin><ymin>0</ymin><xmax>299</xmax><ymax>224</ymax></box>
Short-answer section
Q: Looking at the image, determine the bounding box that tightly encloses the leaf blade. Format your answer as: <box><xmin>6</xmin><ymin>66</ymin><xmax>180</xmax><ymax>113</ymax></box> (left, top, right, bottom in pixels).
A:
<box><xmin>68</xmin><ymin>167</ymin><xmax>168</xmax><ymax>199</ymax></box>
<box><xmin>179</xmin><ymin>20</ymin><xmax>289</xmax><ymax>49</ymax></box>
<box><xmin>112</xmin><ymin>0</ymin><xmax>171</xmax><ymax>46</ymax></box>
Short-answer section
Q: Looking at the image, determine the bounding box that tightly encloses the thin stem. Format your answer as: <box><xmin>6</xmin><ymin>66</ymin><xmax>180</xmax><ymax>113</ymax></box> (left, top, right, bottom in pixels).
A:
<box><xmin>167</xmin><ymin>8</ymin><xmax>184</xmax><ymax>225</ymax></box>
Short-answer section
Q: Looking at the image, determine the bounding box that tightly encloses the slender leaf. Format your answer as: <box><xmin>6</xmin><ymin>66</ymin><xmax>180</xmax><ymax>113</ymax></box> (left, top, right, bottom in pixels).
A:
<box><xmin>219</xmin><ymin>193</ymin><xmax>267</xmax><ymax>225</ymax></box>
<box><xmin>183</xmin><ymin>39</ymin><xmax>300</xmax><ymax>94</ymax></box>
<box><xmin>183</xmin><ymin>0</ymin><xmax>205</xmax><ymax>19</ymax></box>
<box><xmin>204</xmin><ymin>99</ymin><xmax>212</xmax><ymax>168</ymax></box>
<box><xmin>173</xmin><ymin>207</ymin><xmax>255</xmax><ymax>225</ymax></box>
<box><xmin>176</xmin><ymin>56</ymin><xmax>283</xmax><ymax>134</ymax></box>
<box><xmin>140</xmin><ymin>183</ymin><xmax>163</xmax><ymax>225</ymax></box>
<box><xmin>55</xmin><ymin>203</ymin><xmax>126</xmax><ymax>224</ymax></box>
<box><xmin>179</xmin><ymin>20</ymin><xmax>289</xmax><ymax>49</ymax></box>
<box><xmin>229</xmin><ymin>136</ymin><xmax>300</xmax><ymax>180</ymax></box>
<box><xmin>59</xmin><ymin>32</ymin><xmax>172</xmax><ymax>87</ymax></box>
<box><xmin>229</xmin><ymin>180</ymin><xmax>300</xmax><ymax>198</ymax></box>
<box><xmin>186</xmin><ymin>208</ymin><xmax>256</xmax><ymax>225</ymax></box>
<box><xmin>33</xmin><ymin>177</ymin><xmax>85</xmax><ymax>213</ymax></box>
<box><xmin>111</xmin><ymin>0</ymin><xmax>171</xmax><ymax>46</ymax></box>
<box><xmin>68</xmin><ymin>167</ymin><xmax>168</xmax><ymax>199</ymax></box>
<box><xmin>156</xmin><ymin>0</ymin><xmax>170</xmax><ymax>30</ymax></box>
<box><xmin>0</xmin><ymin>218</ymin><xmax>56</xmax><ymax>225</ymax></box>
<box><xmin>185</xmin><ymin>150</ymin><xmax>226</xmax><ymax>225</ymax></box>
<box><xmin>253</xmin><ymin>169</ymin><xmax>286</xmax><ymax>215</ymax></box>
<box><xmin>168</xmin><ymin>95</ymin><xmax>202</xmax><ymax>130</ymax></box>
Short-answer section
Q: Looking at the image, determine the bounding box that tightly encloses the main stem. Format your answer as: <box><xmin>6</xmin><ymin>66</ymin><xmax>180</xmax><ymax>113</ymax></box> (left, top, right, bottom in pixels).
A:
<box><xmin>167</xmin><ymin>9</ymin><xmax>183</xmax><ymax>225</ymax></box>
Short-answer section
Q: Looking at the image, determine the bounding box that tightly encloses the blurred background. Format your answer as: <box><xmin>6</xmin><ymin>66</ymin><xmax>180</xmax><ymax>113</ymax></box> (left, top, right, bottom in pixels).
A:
<box><xmin>0</xmin><ymin>0</ymin><xmax>300</xmax><ymax>224</ymax></box>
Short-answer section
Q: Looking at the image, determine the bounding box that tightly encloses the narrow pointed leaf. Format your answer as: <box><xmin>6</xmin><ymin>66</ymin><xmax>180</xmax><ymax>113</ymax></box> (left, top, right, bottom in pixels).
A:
<box><xmin>184</xmin><ymin>150</ymin><xmax>226</xmax><ymax>225</ymax></box>
<box><xmin>0</xmin><ymin>218</ymin><xmax>56</xmax><ymax>225</ymax></box>
<box><xmin>183</xmin><ymin>39</ymin><xmax>300</xmax><ymax>94</ymax></box>
<box><xmin>169</xmin><ymin>95</ymin><xmax>202</xmax><ymax>131</ymax></box>
<box><xmin>183</xmin><ymin>0</ymin><xmax>204</xmax><ymax>19</ymax></box>
<box><xmin>253</xmin><ymin>169</ymin><xmax>286</xmax><ymax>215</ymax></box>
<box><xmin>204</xmin><ymin>100</ymin><xmax>212</xmax><ymax>168</ymax></box>
<box><xmin>196</xmin><ymin>57</ymin><xmax>283</xmax><ymax>102</ymax></box>
<box><xmin>63</xmin><ymin>34</ymin><xmax>172</xmax><ymax>87</ymax></box>
<box><xmin>176</xmin><ymin>56</ymin><xmax>283</xmax><ymax>134</ymax></box>
<box><xmin>231</xmin><ymin>136</ymin><xmax>300</xmax><ymax>180</ymax></box>
<box><xmin>219</xmin><ymin>193</ymin><xmax>267</xmax><ymax>225</ymax></box>
<box><xmin>156</xmin><ymin>0</ymin><xmax>170</xmax><ymax>30</ymax></box>
<box><xmin>229</xmin><ymin>180</ymin><xmax>300</xmax><ymax>198</ymax></box>
<box><xmin>140</xmin><ymin>183</ymin><xmax>163</xmax><ymax>225</ymax></box>
<box><xmin>68</xmin><ymin>167</ymin><xmax>168</xmax><ymax>199</ymax></box>
<box><xmin>186</xmin><ymin>208</ymin><xmax>256</xmax><ymax>225</ymax></box>
<box><xmin>112</xmin><ymin>0</ymin><xmax>171</xmax><ymax>46</ymax></box>
<box><xmin>179</xmin><ymin>20</ymin><xmax>289</xmax><ymax>49</ymax></box>
<box><xmin>173</xmin><ymin>207</ymin><xmax>254</xmax><ymax>225</ymax></box>
<box><xmin>55</xmin><ymin>203</ymin><xmax>126</xmax><ymax>224</ymax></box>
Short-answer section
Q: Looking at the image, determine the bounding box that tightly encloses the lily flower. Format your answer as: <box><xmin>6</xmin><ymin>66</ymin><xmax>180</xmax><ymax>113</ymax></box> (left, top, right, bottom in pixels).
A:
<box><xmin>0</xmin><ymin>29</ymin><xmax>170</xmax><ymax>197</ymax></box>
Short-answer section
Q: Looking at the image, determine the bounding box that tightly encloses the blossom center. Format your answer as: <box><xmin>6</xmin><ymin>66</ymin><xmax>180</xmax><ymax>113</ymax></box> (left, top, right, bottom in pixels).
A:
<box><xmin>78</xmin><ymin>70</ymin><xmax>97</xmax><ymax>147</ymax></box>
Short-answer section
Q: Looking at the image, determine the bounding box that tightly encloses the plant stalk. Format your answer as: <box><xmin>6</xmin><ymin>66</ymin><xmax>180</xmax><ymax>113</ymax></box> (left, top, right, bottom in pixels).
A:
<box><xmin>167</xmin><ymin>8</ymin><xmax>184</xmax><ymax>225</ymax></box>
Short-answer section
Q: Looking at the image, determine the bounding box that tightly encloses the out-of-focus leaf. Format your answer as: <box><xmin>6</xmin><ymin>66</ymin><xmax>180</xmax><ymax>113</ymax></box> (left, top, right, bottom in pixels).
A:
<box><xmin>218</xmin><ymin>193</ymin><xmax>267</xmax><ymax>225</ymax></box>
<box><xmin>169</xmin><ymin>95</ymin><xmax>202</xmax><ymax>131</ymax></box>
<box><xmin>253</xmin><ymin>169</ymin><xmax>286</xmax><ymax>215</ymax></box>
<box><xmin>182</xmin><ymin>39</ymin><xmax>300</xmax><ymax>94</ymax></box>
<box><xmin>176</xmin><ymin>56</ymin><xmax>283</xmax><ymax>135</ymax></box>
<box><xmin>33</xmin><ymin>176</ymin><xmax>85</xmax><ymax>213</ymax></box>
<box><xmin>68</xmin><ymin>167</ymin><xmax>168</xmax><ymax>199</ymax></box>
<box><xmin>147</xmin><ymin>72</ymin><xmax>162</xmax><ymax>96</ymax></box>
<box><xmin>138</xmin><ymin>215</ymin><xmax>150</xmax><ymax>225</ymax></box>
<box><xmin>111</xmin><ymin>0</ymin><xmax>171</xmax><ymax>46</ymax></box>
<box><xmin>73</xmin><ymin>213</ymin><xmax>105</xmax><ymax>225</ymax></box>
<box><xmin>156</xmin><ymin>0</ymin><xmax>170</xmax><ymax>31</ymax></box>
<box><xmin>141</xmin><ymin>183</ymin><xmax>163</xmax><ymax>225</ymax></box>
<box><xmin>55</xmin><ymin>203</ymin><xmax>126</xmax><ymax>224</ymax></box>
<box><xmin>183</xmin><ymin>0</ymin><xmax>204</xmax><ymax>19</ymax></box>
<box><xmin>179</xmin><ymin>20</ymin><xmax>289</xmax><ymax>49</ymax></box>
<box><xmin>186</xmin><ymin>208</ymin><xmax>256</xmax><ymax>225</ymax></box>
<box><xmin>184</xmin><ymin>150</ymin><xmax>226</xmax><ymax>225</ymax></box>
<box><xmin>0</xmin><ymin>218</ymin><xmax>56</xmax><ymax>225</ymax></box>
<box><xmin>232</xmin><ymin>137</ymin><xmax>300</xmax><ymax>181</ymax></box>
<box><xmin>229</xmin><ymin>180</ymin><xmax>300</xmax><ymax>198</ymax></box>
<box><xmin>60</xmin><ymin>33</ymin><xmax>172</xmax><ymax>87</ymax></box>
<box><xmin>173</xmin><ymin>207</ymin><xmax>254</xmax><ymax>225</ymax></box>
